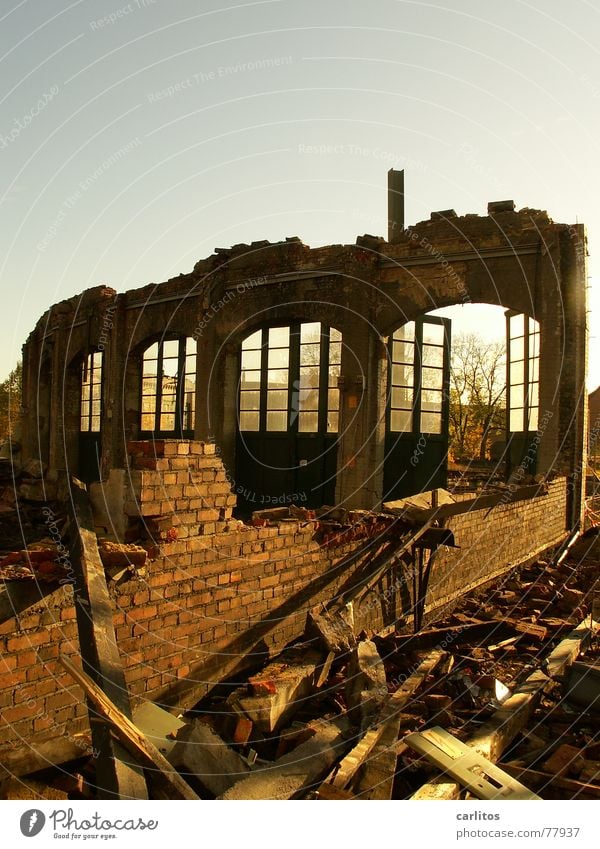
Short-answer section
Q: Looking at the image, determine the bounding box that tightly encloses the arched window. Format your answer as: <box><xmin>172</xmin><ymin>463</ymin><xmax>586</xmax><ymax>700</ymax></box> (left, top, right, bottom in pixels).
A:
<box><xmin>140</xmin><ymin>337</ymin><xmax>196</xmax><ymax>436</ymax></box>
<box><xmin>80</xmin><ymin>351</ymin><xmax>103</xmax><ymax>433</ymax></box>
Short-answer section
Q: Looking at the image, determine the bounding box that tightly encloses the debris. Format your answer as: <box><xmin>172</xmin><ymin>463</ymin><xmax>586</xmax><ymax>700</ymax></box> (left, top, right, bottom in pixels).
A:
<box><xmin>168</xmin><ymin>720</ymin><xmax>250</xmax><ymax>796</ymax></box>
<box><xmin>307</xmin><ymin>607</ymin><xmax>355</xmax><ymax>655</ymax></box>
<box><xmin>345</xmin><ymin>640</ymin><xmax>388</xmax><ymax>729</ymax></box>
<box><xmin>564</xmin><ymin>661</ymin><xmax>600</xmax><ymax>712</ymax></box>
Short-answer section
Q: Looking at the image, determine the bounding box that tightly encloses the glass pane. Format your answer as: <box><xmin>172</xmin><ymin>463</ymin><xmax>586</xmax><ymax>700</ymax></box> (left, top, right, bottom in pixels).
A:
<box><xmin>299</xmin><ymin>367</ymin><xmax>319</xmax><ymax>388</ymax></box>
<box><xmin>394</xmin><ymin>322</ymin><xmax>415</xmax><ymax>342</ymax></box>
<box><xmin>300</xmin><ymin>343</ymin><xmax>320</xmax><ymax>367</ymax></box>
<box><xmin>162</xmin><ymin>357</ymin><xmax>178</xmax><ymax>378</ymax></box>
<box><xmin>92</xmin><ymin>351</ymin><xmax>102</xmax><ymax>369</ymax></box>
<box><xmin>300</xmin><ymin>322</ymin><xmax>321</xmax><ymax>344</ymax></box>
<box><xmin>185</xmin><ymin>354</ymin><xmax>196</xmax><ymax>376</ymax></box>
<box><xmin>91</xmin><ymin>382</ymin><xmax>101</xmax><ymax>401</ymax></box>
<box><xmin>91</xmin><ymin>400</ymin><xmax>101</xmax><ymax>416</ymax></box>
<box><xmin>529</xmin><ymin>382</ymin><xmax>539</xmax><ymax>407</ymax></box>
<box><xmin>327</xmin><ymin>411</ymin><xmax>339</xmax><ymax>433</ymax></box>
<box><xmin>390</xmin><ymin>409</ymin><xmax>412</xmax><ymax>432</ymax></box>
<box><xmin>298</xmin><ymin>411</ymin><xmax>318</xmax><ymax>433</ymax></box>
<box><xmin>241</xmin><ymin>349</ymin><xmax>261</xmax><ymax>371</ymax></box>
<box><xmin>391</xmin><ymin>386</ymin><xmax>413</xmax><ymax>409</ymax></box>
<box><xmin>80</xmin><ymin>400</ymin><xmax>90</xmax><ymax>419</ymax></box>
<box><xmin>160</xmin><ymin>414</ymin><xmax>176</xmax><ymax>431</ymax></box>
<box><xmin>392</xmin><ymin>363</ymin><xmax>413</xmax><ymax>387</ymax></box>
<box><xmin>511</xmin><ymin>336</ymin><xmax>525</xmax><ymax>361</ymax></box>
<box><xmin>140</xmin><ymin>414</ymin><xmax>154</xmax><ymax>431</ymax></box>
<box><xmin>327</xmin><ymin>388</ymin><xmax>339</xmax><ymax>410</ymax></box>
<box><xmin>528</xmin><ymin>357</ymin><xmax>539</xmax><ymax>383</ymax></box>
<box><xmin>328</xmin><ymin>365</ymin><xmax>341</xmax><ymax>386</ymax></box>
<box><xmin>267</xmin><ymin>389</ymin><xmax>288</xmax><ymax>410</ymax></box>
<box><xmin>144</xmin><ymin>342</ymin><xmax>159</xmax><ymax>360</ymax></box>
<box><xmin>268</xmin><ymin>347</ymin><xmax>289</xmax><ymax>369</ymax></box>
<box><xmin>269</xmin><ymin>326</ymin><xmax>289</xmax><ymax>347</ymax></box>
<box><xmin>239</xmin><ymin>411</ymin><xmax>259</xmax><ymax>431</ymax></box>
<box><xmin>330</xmin><ymin>328</ymin><xmax>342</xmax><ymax>343</ymax></box>
<box><xmin>90</xmin><ymin>416</ymin><xmax>101</xmax><ymax>432</ymax></box>
<box><xmin>299</xmin><ymin>388</ymin><xmax>319</xmax><ymax>410</ymax></box>
<box><xmin>163</xmin><ymin>339</ymin><xmax>179</xmax><ymax>359</ymax></box>
<box><xmin>329</xmin><ymin>341</ymin><xmax>342</xmax><ymax>365</ymax></box>
<box><xmin>161</xmin><ymin>394</ymin><xmax>176</xmax><ymax>413</ymax></box>
<box><xmin>143</xmin><ymin>358</ymin><xmax>158</xmax><ymax>377</ymax></box>
<box><xmin>528</xmin><ymin>317</ymin><xmax>538</xmax><ymax>333</ymax></box>
<box><xmin>240</xmin><ymin>391</ymin><xmax>260</xmax><ymax>411</ymax></box>
<box><xmin>268</xmin><ymin>368</ymin><xmax>288</xmax><ymax>389</ymax></box>
<box><xmin>80</xmin><ymin>417</ymin><xmax>89</xmax><ymax>433</ymax></box>
<box><xmin>186</xmin><ymin>337</ymin><xmax>196</xmax><ymax>355</ymax></box>
<box><xmin>392</xmin><ymin>341</ymin><xmax>414</xmax><ymax>364</ymax></box>
<box><xmin>510</xmin><ymin>359</ymin><xmax>524</xmax><ymax>384</ymax></box>
<box><xmin>243</xmin><ymin>329</ymin><xmax>262</xmax><ymax>350</ymax></box>
<box><xmin>509</xmin><ymin>314</ymin><xmax>525</xmax><ymax>340</ymax></box>
<box><xmin>81</xmin><ymin>384</ymin><xmax>90</xmax><ymax>402</ymax></box>
<box><xmin>421</xmin><ymin>389</ymin><xmax>443</xmax><ymax>412</ymax></box>
<box><xmin>422</xmin><ymin>367</ymin><xmax>443</xmax><ymax>389</ymax></box>
<box><xmin>509</xmin><ymin>408</ymin><xmax>524</xmax><ymax>431</ymax></box>
<box><xmin>141</xmin><ymin>396</ymin><xmax>156</xmax><ymax>413</ymax></box>
<box><xmin>422</xmin><ymin>323</ymin><xmax>444</xmax><ymax>345</ymax></box>
<box><xmin>142</xmin><ymin>377</ymin><xmax>157</xmax><ymax>395</ymax></box>
<box><xmin>422</xmin><ymin>345</ymin><xmax>443</xmax><ymax>367</ymax></box>
<box><xmin>241</xmin><ymin>369</ymin><xmax>261</xmax><ymax>389</ymax></box>
<box><xmin>183</xmin><ymin>373</ymin><xmax>195</xmax><ymax>394</ymax></box>
<box><xmin>266</xmin><ymin>411</ymin><xmax>287</xmax><ymax>431</ymax></box>
<box><xmin>528</xmin><ymin>407</ymin><xmax>539</xmax><ymax>430</ymax></box>
<box><xmin>421</xmin><ymin>412</ymin><xmax>442</xmax><ymax>434</ymax></box>
<box><xmin>511</xmin><ymin>384</ymin><xmax>524</xmax><ymax>408</ymax></box>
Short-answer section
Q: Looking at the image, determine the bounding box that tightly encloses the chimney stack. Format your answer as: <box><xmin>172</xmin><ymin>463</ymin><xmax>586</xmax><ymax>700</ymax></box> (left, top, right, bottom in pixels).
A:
<box><xmin>388</xmin><ymin>169</ymin><xmax>404</xmax><ymax>243</ymax></box>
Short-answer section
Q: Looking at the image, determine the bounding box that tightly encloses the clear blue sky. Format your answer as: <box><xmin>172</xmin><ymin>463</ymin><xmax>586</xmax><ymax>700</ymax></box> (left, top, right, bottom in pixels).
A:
<box><xmin>1</xmin><ymin>0</ymin><xmax>598</xmax><ymax>385</ymax></box>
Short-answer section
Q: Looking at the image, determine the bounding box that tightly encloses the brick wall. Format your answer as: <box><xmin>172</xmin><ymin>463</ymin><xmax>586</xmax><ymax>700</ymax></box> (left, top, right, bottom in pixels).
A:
<box><xmin>0</xmin><ymin>443</ymin><xmax>569</xmax><ymax>764</ymax></box>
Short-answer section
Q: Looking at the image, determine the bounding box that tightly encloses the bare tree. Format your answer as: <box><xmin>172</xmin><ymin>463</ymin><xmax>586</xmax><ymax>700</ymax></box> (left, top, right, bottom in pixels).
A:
<box><xmin>0</xmin><ymin>361</ymin><xmax>22</xmax><ymax>444</ymax></box>
<box><xmin>449</xmin><ymin>334</ymin><xmax>505</xmax><ymax>462</ymax></box>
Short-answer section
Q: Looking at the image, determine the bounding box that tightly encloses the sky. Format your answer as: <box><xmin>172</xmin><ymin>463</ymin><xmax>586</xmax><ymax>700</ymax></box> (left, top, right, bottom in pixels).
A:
<box><xmin>1</xmin><ymin>0</ymin><xmax>599</xmax><ymax>386</ymax></box>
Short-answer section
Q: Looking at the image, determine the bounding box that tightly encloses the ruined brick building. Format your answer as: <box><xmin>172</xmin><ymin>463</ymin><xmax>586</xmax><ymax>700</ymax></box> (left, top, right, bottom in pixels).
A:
<box><xmin>1</xmin><ymin>171</ymin><xmax>590</xmax><ymax>776</ymax></box>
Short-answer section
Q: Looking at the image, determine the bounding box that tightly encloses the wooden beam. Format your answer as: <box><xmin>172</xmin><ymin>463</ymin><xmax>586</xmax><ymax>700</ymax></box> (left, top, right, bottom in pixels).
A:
<box><xmin>0</xmin><ymin>733</ymin><xmax>93</xmax><ymax>779</ymax></box>
<box><xmin>59</xmin><ymin>654</ymin><xmax>199</xmax><ymax>801</ymax></box>
<box><xmin>501</xmin><ymin>764</ymin><xmax>600</xmax><ymax>799</ymax></box>
<box><xmin>385</xmin><ymin>483</ymin><xmax>548</xmax><ymax>523</ymax></box>
<box><xmin>411</xmin><ymin>617</ymin><xmax>598</xmax><ymax>800</ymax></box>
<box><xmin>323</xmin><ymin>649</ymin><xmax>446</xmax><ymax>793</ymax></box>
<box><xmin>68</xmin><ymin>478</ymin><xmax>147</xmax><ymax>800</ymax></box>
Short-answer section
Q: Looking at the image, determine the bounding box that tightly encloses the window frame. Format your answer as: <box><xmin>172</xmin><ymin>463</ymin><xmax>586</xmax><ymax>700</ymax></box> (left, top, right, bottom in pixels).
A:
<box><xmin>139</xmin><ymin>336</ymin><xmax>197</xmax><ymax>437</ymax></box>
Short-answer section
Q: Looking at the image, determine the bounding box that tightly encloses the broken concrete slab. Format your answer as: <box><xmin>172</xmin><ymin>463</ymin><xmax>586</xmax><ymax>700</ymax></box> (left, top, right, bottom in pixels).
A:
<box><xmin>307</xmin><ymin>606</ymin><xmax>355</xmax><ymax>655</ymax></box>
<box><xmin>168</xmin><ymin>720</ymin><xmax>249</xmax><ymax>796</ymax></box>
<box><xmin>345</xmin><ymin>640</ymin><xmax>388</xmax><ymax>729</ymax></box>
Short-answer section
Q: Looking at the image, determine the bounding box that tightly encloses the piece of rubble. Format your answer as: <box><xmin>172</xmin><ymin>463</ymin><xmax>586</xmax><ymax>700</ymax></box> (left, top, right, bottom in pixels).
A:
<box><xmin>168</xmin><ymin>720</ymin><xmax>250</xmax><ymax>796</ymax></box>
<box><xmin>345</xmin><ymin>639</ymin><xmax>388</xmax><ymax>729</ymax></box>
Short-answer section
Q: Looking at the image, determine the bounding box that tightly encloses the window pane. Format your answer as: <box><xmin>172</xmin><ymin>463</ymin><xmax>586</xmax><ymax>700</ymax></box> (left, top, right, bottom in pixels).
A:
<box><xmin>91</xmin><ymin>400</ymin><xmax>101</xmax><ymax>416</ymax></box>
<box><xmin>143</xmin><ymin>358</ymin><xmax>158</xmax><ymax>377</ymax></box>
<box><xmin>530</xmin><ymin>332</ymin><xmax>540</xmax><ymax>359</ymax></box>
<box><xmin>241</xmin><ymin>369</ymin><xmax>261</xmax><ymax>389</ymax></box>
<box><xmin>163</xmin><ymin>339</ymin><xmax>179</xmax><ymax>359</ymax></box>
<box><xmin>529</xmin><ymin>357</ymin><xmax>539</xmax><ymax>383</ymax></box>
<box><xmin>185</xmin><ymin>354</ymin><xmax>196</xmax><ymax>375</ymax></box>
<box><xmin>239</xmin><ymin>411</ymin><xmax>259</xmax><ymax>431</ymax></box>
<box><xmin>422</xmin><ymin>367</ymin><xmax>443</xmax><ymax>390</ymax></box>
<box><xmin>300</xmin><ymin>343</ymin><xmax>320</xmax><ymax>366</ymax></box>
<box><xmin>240</xmin><ymin>391</ymin><xmax>260</xmax><ymax>411</ymax></box>
<box><xmin>528</xmin><ymin>317</ymin><xmax>537</xmax><ymax>333</ymax></box>
<box><xmin>80</xmin><ymin>416</ymin><xmax>89</xmax><ymax>432</ymax></box>
<box><xmin>330</xmin><ymin>328</ymin><xmax>342</xmax><ymax>343</ymax></box>
<box><xmin>422</xmin><ymin>345</ymin><xmax>443</xmax><ymax>367</ymax></box>
<box><xmin>511</xmin><ymin>336</ymin><xmax>525</xmax><ymax>361</ymax></box>
<box><xmin>243</xmin><ymin>329</ymin><xmax>262</xmax><ymax>349</ymax></box>
<box><xmin>392</xmin><ymin>363</ymin><xmax>413</xmax><ymax>386</ymax></box>
<box><xmin>328</xmin><ymin>365</ymin><xmax>341</xmax><ymax>386</ymax></box>
<box><xmin>267</xmin><ymin>389</ymin><xmax>288</xmax><ymax>410</ymax></box>
<box><xmin>509</xmin><ymin>314</ymin><xmax>525</xmax><ymax>340</ymax></box>
<box><xmin>394</xmin><ymin>322</ymin><xmax>415</xmax><ymax>342</ymax></box>
<box><xmin>510</xmin><ymin>360</ymin><xmax>524</xmax><ymax>384</ymax></box>
<box><xmin>299</xmin><ymin>367</ymin><xmax>319</xmax><ymax>388</ymax></box>
<box><xmin>298</xmin><ymin>411</ymin><xmax>318</xmax><ymax>432</ymax></box>
<box><xmin>90</xmin><ymin>416</ymin><xmax>101</xmax><ymax>432</ymax></box>
<box><xmin>421</xmin><ymin>389</ymin><xmax>443</xmax><ymax>412</ymax></box>
<box><xmin>160</xmin><ymin>413</ymin><xmax>176</xmax><ymax>431</ymax></box>
<box><xmin>140</xmin><ymin>414</ymin><xmax>154</xmax><ymax>431</ymax></box>
<box><xmin>300</xmin><ymin>322</ymin><xmax>321</xmax><ymax>344</ymax></box>
<box><xmin>241</xmin><ymin>349</ymin><xmax>261</xmax><ymax>370</ymax></box>
<box><xmin>391</xmin><ymin>386</ymin><xmax>413</xmax><ymax>409</ymax></box>
<box><xmin>91</xmin><ymin>382</ymin><xmax>101</xmax><ymax>401</ymax></box>
<box><xmin>510</xmin><ymin>408</ymin><xmax>524</xmax><ymax>431</ymax></box>
<box><xmin>327</xmin><ymin>411</ymin><xmax>339</xmax><ymax>433</ymax></box>
<box><xmin>393</xmin><ymin>341</ymin><xmax>414</xmax><ymax>364</ymax></box>
<box><xmin>529</xmin><ymin>382</ymin><xmax>539</xmax><ymax>407</ymax></box>
<box><xmin>142</xmin><ymin>377</ymin><xmax>157</xmax><ymax>395</ymax></box>
<box><xmin>266</xmin><ymin>411</ymin><xmax>287</xmax><ymax>431</ymax></box>
<box><xmin>80</xmin><ymin>400</ymin><xmax>90</xmax><ymax>419</ymax></box>
<box><xmin>299</xmin><ymin>388</ymin><xmax>319</xmax><ymax>410</ymax></box>
<box><xmin>421</xmin><ymin>412</ymin><xmax>442</xmax><ymax>434</ymax></box>
<box><xmin>268</xmin><ymin>347</ymin><xmax>289</xmax><ymax>369</ymax></box>
<box><xmin>528</xmin><ymin>407</ymin><xmax>539</xmax><ymax>430</ymax></box>
<box><xmin>511</xmin><ymin>384</ymin><xmax>524</xmax><ymax>408</ymax></box>
<box><xmin>145</xmin><ymin>342</ymin><xmax>159</xmax><ymax>360</ymax></box>
<box><xmin>162</xmin><ymin>357</ymin><xmax>178</xmax><ymax>378</ymax></box>
<box><xmin>141</xmin><ymin>396</ymin><xmax>156</xmax><ymax>414</ymax></box>
<box><xmin>269</xmin><ymin>326</ymin><xmax>289</xmax><ymax>347</ymax></box>
<box><xmin>161</xmin><ymin>394</ymin><xmax>176</xmax><ymax>413</ymax></box>
<box><xmin>390</xmin><ymin>409</ymin><xmax>412</xmax><ymax>432</ymax></box>
<box><xmin>186</xmin><ymin>337</ymin><xmax>196</xmax><ymax>355</ymax></box>
<box><xmin>268</xmin><ymin>368</ymin><xmax>288</xmax><ymax>389</ymax></box>
<box><xmin>329</xmin><ymin>341</ymin><xmax>342</xmax><ymax>365</ymax></box>
<box><xmin>422</xmin><ymin>323</ymin><xmax>444</xmax><ymax>345</ymax></box>
<box><xmin>92</xmin><ymin>351</ymin><xmax>102</xmax><ymax>370</ymax></box>
<box><xmin>81</xmin><ymin>384</ymin><xmax>90</xmax><ymax>402</ymax></box>
<box><xmin>327</xmin><ymin>388</ymin><xmax>339</xmax><ymax>410</ymax></box>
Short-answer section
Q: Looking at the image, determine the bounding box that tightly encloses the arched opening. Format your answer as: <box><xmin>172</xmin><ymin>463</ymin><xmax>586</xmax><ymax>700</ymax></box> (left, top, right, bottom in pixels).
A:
<box><xmin>235</xmin><ymin>321</ymin><xmax>341</xmax><ymax>511</ymax></box>
<box><xmin>140</xmin><ymin>336</ymin><xmax>197</xmax><ymax>437</ymax></box>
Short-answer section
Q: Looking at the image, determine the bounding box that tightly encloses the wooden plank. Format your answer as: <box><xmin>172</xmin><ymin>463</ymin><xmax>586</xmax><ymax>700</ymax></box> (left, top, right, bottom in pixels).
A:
<box><xmin>324</xmin><ymin>649</ymin><xmax>446</xmax><ymax>793</ymax></box>
<box><xmin>58</xmin><ymin>654</ymin><xmax>199</xmax><ymax>801</ymax></box>
<box><xmin>0</xmin><ymin>733</ymin><xmax>94</xmax><ymax>778</ymax></box>
<box><xmin>385</xmin><ymin>483</ymin><xmax>548</xmax><ymax>522</ymax></box>
<box><xmin>412</xmin><ymin>616</ymin><xmax>598</xmax><ymax>800</ymax></box>
<box><xmin>501</xmin><ymin>764</ymin><xmax>600</xmax><ymax>799</ymax></box>
<box><xmin>405</xmin><ymin>727</ymin><xmax>541</xmax><ymax>800</ymax></box>
<box><xmin>68</xmin><ymin>479</ymin><xmax>147</xmax><ymax>800</ymax></box>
